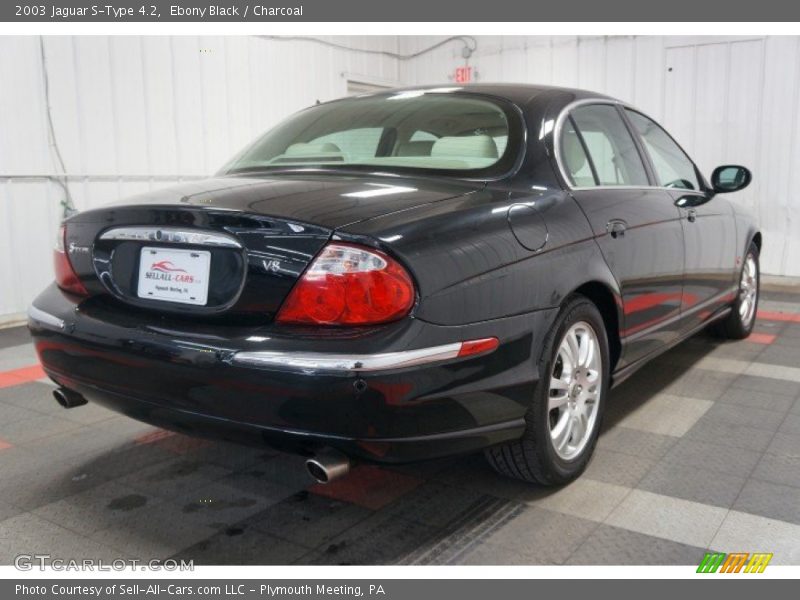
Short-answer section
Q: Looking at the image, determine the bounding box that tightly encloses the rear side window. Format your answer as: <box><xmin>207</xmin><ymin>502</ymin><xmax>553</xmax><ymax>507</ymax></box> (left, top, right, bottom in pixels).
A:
<box><xmin>625</xmin><ymin>110</ymin><xmax>700</xmax><ymax>191</ymax></box>
<box><xmin>564</xmin><ymin>104</ymin><xmax>649</xmax><ymax>187</ymax></box>
<box><xmin>560</xmin><ymin>119</ymin><xmax>595</xmax><ymax>187</ymax></box>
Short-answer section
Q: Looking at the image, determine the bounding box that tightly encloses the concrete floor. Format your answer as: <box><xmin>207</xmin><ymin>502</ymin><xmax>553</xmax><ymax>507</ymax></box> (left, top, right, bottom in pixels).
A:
<box><xmin>1</xmin><ymin>293</ymin><xmax>799</xmax><ymax>566</ymax></box>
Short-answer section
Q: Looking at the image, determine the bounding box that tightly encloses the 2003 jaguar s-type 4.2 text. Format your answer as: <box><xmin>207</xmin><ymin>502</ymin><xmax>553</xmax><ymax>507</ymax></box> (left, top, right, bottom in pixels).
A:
<box><xmin>29</xmin><ymin>84</ymin><xmax>760</xmax><ymax>485</ymax></box>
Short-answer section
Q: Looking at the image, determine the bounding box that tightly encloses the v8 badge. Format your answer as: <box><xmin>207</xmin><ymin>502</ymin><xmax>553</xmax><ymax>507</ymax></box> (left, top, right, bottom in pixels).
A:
<box><xmin>263</xmin><ymin>259</ymin><xmax>281</xmax><ymax>273</ymax></box>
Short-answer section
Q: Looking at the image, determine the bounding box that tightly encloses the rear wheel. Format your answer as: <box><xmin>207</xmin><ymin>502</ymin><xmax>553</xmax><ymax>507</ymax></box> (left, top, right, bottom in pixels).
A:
<box><xmin>485</xmin><ymin>296</ymin><xmax>609</xmax><ymax>485</ymax></box>
<box><xmin>713</xmin><ymin>242</ymin><xmax>759</xmax><ymax>339</ymax></box>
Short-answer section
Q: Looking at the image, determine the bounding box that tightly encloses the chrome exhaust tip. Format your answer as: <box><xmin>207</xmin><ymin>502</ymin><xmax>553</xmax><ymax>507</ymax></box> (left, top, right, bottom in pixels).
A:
<box><xmin>53</xmin><ymin>387</ymin><xmax>88</xmax><ymax>409</ymax></box>
<box><xmin>305</xmin><ymin>448</ymin><xmax>351</xmax><ymax>484</ymax></box>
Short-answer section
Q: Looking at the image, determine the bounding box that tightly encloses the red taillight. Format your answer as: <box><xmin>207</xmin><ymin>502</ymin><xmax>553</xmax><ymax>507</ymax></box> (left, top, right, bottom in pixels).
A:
<box><xmin>276</xmin><ymin>243</ymin><xmax>415</xmax><ymax>326</ymax></box>
<box><xmin>54</xmin><ymin>225</ymin><xmax>88</xmax><ymax>296</ymax></box>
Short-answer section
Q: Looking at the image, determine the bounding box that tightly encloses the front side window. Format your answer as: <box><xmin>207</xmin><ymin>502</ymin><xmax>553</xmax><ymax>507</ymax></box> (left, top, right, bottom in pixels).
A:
<box><xmin>625</xmin><ymin>110</ymin><xmax>700</xmax><ymax>191</ymax></box>
<box><xmin>221</xmin><ymin>92</ymin><xmax>520</xmax><ymax>177</ymax></box>
<box><xmin>563</xmin><ymin>104</ymin><xmax>649</xmax><ymax>187</ymax></box>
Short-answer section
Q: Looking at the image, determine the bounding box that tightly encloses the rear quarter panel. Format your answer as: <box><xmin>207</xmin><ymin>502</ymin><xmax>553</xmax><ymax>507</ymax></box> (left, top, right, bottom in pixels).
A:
<box><xmin>340</xmin><ymin>188</ymin><xmax>620</xmax><ymax>327</ymax></box>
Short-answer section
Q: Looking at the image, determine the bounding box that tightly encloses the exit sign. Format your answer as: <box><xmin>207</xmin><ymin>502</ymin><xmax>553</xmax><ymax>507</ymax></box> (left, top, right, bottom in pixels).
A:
<box><xmin>455</xmin><ymin>66</ymin><xmax>472</xmax><ymax>83</ymax></box>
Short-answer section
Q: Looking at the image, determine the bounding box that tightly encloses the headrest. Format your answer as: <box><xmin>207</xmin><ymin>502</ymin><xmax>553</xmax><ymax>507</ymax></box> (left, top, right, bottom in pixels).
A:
<box><xmin>431</xmin><ymin>135</ymin><xmax>498</xmax><ymax>159</ymax></box>
<box><xmin>561</xmin><ymin>131</ymin><xmax>587</xmax><ymax>173</ymax></box>
<box><xmin>285</xmin><ymin>142</ymin><xmax>342</xmax><ymax>156</ymax></box>
<box><xmin>396</xmin><ymin>141</ymin><xmax>435</xmax><ymax>156</ymax></box>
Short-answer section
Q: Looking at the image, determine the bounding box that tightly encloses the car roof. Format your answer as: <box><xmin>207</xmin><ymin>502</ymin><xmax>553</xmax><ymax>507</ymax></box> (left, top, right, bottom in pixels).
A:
<box><xmin>345</xmin><ymin>83</ymin><xmax>616</xmax><ymax>106</ymax></box>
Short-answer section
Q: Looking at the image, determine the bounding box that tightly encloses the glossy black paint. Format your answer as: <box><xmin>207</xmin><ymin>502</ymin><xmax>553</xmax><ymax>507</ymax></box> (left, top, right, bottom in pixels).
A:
<box><xmin>29</xmin><ymin>83</ymin><xmax>759</xmax><ymax>463</ymax></box>
<box><xmin>570</xmin><ymin>187</ymin><xmax>685</xmax><ymax>365</ymax></box>
<box><xmin>671</xmin><ymin>188</ymin><xmax>739</xmax><ymax>337</ymax></box>
<box><xmin>33</xmin><ymin>283</ymin><xmax>553</xmax><ymax>461</ymax></box>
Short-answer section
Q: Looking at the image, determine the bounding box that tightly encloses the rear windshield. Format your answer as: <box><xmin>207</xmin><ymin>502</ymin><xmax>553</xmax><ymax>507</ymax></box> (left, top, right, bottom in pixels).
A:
<box><xmin>221</xmin><ymin>91</ymin><xmax>521</xmax><ymax>178</ymax></box>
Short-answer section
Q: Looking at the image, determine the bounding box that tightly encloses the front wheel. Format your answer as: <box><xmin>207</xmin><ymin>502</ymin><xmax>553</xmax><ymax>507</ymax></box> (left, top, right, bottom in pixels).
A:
<box><xmin>485</xmin><ymin>296</ymin><xmax>609</xmax><ymax>485</ymax></box>
<box><xmin>713</xmin><ymin>242</ymin><xmax>760</xmax><ymax>340</ymax></box>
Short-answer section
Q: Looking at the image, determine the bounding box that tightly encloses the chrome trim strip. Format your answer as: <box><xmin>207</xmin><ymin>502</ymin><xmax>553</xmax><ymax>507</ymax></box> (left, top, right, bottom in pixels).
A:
<box><xmin>99</xmin><ymin>226</ymin><xmax>242</xmax><ymax>249</ymax></box>
<box><xmin>232</xmin><ymin>342</ymin><xmax>464</xmax><ymax>373</ymax></box>
<box><xmin>27</xmin><ymin>304</ymin><xmax>65</xmax><ymax>330</ymax></box>
<box><xmin>567</xmin><ymin>185</ymin><xmax>707</xmax><ymax>194</ymax></box>
<box><xmin>362</xmin><ymin>417</ymin><xmax>527</xmax><ymax>443</ymax></box>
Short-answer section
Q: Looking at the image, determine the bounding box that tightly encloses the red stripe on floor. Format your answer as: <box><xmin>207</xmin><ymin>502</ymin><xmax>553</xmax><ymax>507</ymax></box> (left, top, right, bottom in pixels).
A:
<box><xmin>747</xmin><ymin>332</ymin><xmax>777</xmax><ymax>345</ymax></box>
<box><xmin>0</xmin><ymin>439</ymin><xmax>12</xmax><ymax>451</ymax></box>
<box><xmin>157</xmin><ymin>435</ymin><xmax>213</xmax><ymax>455</ymax></box>
<box><xmin>134</xmin><ymin>429</ymin><xmax>176</xmax><ymax>445</ymax></box>
<box><xmin>310</xmin><ymin>464</ymin><xmax>422</xmax><ymax>510</ymax></box>
<box><xmin>0</xmin><ymin>364</ymin><xmax>46</xmax><ymax>389</ymax></box>
<box><xmin>758</xmin><ymin>310</ymin><xmax>800</xmax><ymax>323</ymax></box>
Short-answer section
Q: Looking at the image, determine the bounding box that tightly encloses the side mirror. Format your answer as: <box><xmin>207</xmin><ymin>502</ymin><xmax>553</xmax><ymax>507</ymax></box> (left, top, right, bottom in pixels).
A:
<box><xmin>711</xmin><ymin>165</ymin><xmax>752</xmax><ymax>193</ymax></box>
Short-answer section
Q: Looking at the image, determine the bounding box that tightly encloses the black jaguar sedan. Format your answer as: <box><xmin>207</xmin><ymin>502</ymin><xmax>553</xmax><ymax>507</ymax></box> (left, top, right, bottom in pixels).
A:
<box><xmin>28</xmin><ymin>84</ymin><xmax>760</xmax><ymax>486</ymax></box>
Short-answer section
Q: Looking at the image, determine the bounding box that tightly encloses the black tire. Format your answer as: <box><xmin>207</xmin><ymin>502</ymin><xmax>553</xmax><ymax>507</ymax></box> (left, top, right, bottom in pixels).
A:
<box><xmin>712</xmin><ymin>242</ymin><xmax>760</xmax><ymax>340</ymax></box>
<box><xmin>485</xmin><ymin>295</ymin><xmax>610</xmax><ymax>485</ymax></box>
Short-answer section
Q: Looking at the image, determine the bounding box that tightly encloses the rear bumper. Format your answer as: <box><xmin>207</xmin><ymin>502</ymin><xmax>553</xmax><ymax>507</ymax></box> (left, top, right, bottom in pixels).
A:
<box><xmin>28</xmin><ymin>284</ymin><xmax>557</xmax><ymax>462</ymax></box>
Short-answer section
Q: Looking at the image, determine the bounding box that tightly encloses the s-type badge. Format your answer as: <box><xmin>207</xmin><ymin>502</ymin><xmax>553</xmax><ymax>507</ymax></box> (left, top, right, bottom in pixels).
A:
<box><xmin>68</xmin><ymin>242</ymin><xmax>90</xmax><ymax>254</ymax></box>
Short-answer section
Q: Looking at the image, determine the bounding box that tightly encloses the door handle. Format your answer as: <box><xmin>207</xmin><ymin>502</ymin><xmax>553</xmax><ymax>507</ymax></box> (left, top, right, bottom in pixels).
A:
<box><xmin>687</xmin><ymin>209</ymin><xmax>697</xmax><ymax>223</ymax></box>
<box><xmin>607</xmin><ymin>219</ymin><xmax>627</xmax><ymax>239</ymax></box>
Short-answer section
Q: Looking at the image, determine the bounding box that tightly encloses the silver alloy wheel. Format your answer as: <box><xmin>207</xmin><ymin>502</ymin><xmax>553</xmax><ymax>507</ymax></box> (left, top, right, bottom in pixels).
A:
<box><xmin>739</xmin><ymin>253</ymin><xmax>758</xmax><ymax>328</ymax></box>
<box><xmin>548</xmin><ymin>321</ymin><xmax>602</xmax><ymax>461</ymax></box>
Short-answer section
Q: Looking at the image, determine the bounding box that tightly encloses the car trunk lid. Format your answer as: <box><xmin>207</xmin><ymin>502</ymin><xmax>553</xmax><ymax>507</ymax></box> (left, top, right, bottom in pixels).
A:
<box><xmin>62</xmin><ymin>174</ymin><xmax>479</xmax><ymax>322</ymax></box>
<box><xmin>65</xmin><ymin>206</ymin><xmax>331</xmax><ymax>322</ymax></box>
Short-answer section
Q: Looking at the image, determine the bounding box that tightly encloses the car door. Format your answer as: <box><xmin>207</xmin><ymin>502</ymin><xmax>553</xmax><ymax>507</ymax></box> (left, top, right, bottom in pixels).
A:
<box><xmin>624</xmin><ymin>109</ymin><xmax>738</xmax><ymax>335</ymax></box>
<box><xmin>560</xmin><ymin>103</ymin><xmax>685</xmax><ymax>366</ymax></box>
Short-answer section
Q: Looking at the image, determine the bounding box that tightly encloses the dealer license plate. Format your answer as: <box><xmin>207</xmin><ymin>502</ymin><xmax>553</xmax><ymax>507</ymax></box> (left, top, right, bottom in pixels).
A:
<box><xmin>137</xmin><ymin>247</ymin><xmax>211</xmax><ymax>306</ymax></box>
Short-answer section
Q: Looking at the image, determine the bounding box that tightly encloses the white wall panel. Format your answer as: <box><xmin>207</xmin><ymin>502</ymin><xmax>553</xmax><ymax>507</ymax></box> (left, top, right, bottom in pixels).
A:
<box><xmin>0</xmin><ymin>37</ymin><xmax>50</xmax><ymax>175</ymax></box>
<box><xmin>399</xmin><ymin>35</ymin><xmax>800</xmax><ymax>279</ymax></box>
<box><xmin>525</xmin><ymin>38</ymin><xmax>552</xmax><ymax>84</ymax></box>
<box><xmin>577</xmin><ymin>37</ymin><xmax>606</xmax><ymax>92</ymax></box>
<box><xmin>604</xmin><ymin>37</ymin><xmax>635</xmax><ymax>102</ymax></box>
<box><xmin>723</xmin><ymin>40</ymin><xmax>764</xmax><ymax>223</ymax></box>
<box><xmin>500</xmin><ymin>39</ymin><xmax>528</xmax><ymax>83</ymax></box>
<box><xmin>663</xmin><ymin>46</ymin><xmax>698</xmax><ymax>156</ymax></box>
<box><xmin>172</xmin><ymin>37</ymin><xmax>207</xmax><ymax>174</ymax></box>
<box><xmin>141</xmin><ymin>37</ymin><xmax>180</xmax><ymax>175</ymax></box>
<box><xmin>632</xmin><ymin>37</ymin><xmax>665</xmax><ymax>119</ymax></box>
<box><xmin>551</xmin><ymin>38</ymin><xmax>579</xmax><ymax>88</ymax></box>
<box><xmin>40</xmin><ymin>38</ymin><xmax>84</xmax><ymax>175</ymax></box>
<box><xmin>74</xmin><ymin>37</ymin><xmax>119</xmax><ymax>175</ymax></box>
<box><xmin>110</xmin><ymin>37</ymin><xmax>150</xmax><ymax>175</ymax></box>
<box><xmin>0</xmin><ymin>35</ymin><xmax>400</xmax><ymax>320</ymax></box>
<box><xmin>692</xmin><ymin>44</ymin><xmax>729</xmax><ymax>174</ymax></box>
<box><xmin>758</xmin><ymin>37</ymin><xmax>800</xmax><ymax>276</ymax></box>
